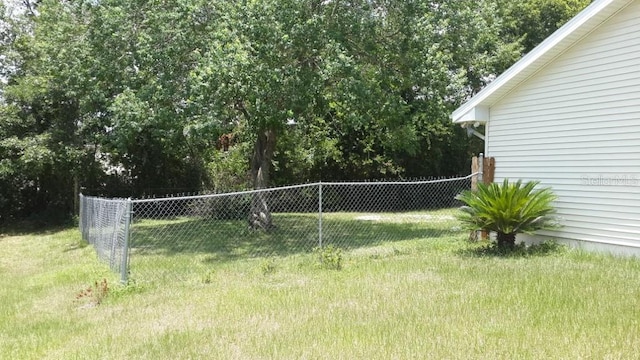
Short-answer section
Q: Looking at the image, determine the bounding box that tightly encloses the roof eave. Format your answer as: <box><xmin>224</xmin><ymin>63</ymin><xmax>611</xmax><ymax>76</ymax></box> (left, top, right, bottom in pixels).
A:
<box><xmin>451</xmin><ymin>0</ymin><xmax>631</xmax><ymax>124</ymax></box>
<box><xmin>452</xmin><ymin>106</ymin><xmax>489</xmax><ymax>124</ymax></box>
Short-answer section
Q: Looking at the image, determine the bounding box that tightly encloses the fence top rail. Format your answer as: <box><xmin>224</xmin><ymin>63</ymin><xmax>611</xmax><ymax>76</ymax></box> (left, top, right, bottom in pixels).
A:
<box><xmin>125</xmin><ymin>173</ymin><xmax>478</xmax><ymax>204</ymax></box>
<box><xmin>79</xmin><ymin>194</ymin><xmax>131</xmax><ymax>204</ymax></box>
<box><xmin>321</xmin><ymin>173</ymin><xmax>477</xmax><ymax>186</ymax></box>
<box><xmin>131</xmin><ymin>182</ymin><xmax>319</xmax><ymax>204</ymax></box>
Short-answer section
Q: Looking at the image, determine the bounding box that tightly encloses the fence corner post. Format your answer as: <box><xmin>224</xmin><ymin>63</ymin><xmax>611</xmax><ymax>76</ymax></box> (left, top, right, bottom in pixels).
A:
<box><xmin>121</xmin><ymin>198</ymin><xmax>133</xmax><ymax>285</ymax></box>
<box><xmin>79</xmin><ymin>193</ymin><xmax>84</xmax><ymax>234</ymax></box>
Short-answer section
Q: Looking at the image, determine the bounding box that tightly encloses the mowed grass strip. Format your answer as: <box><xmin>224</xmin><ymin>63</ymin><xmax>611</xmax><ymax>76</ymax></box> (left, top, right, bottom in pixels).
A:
<box><xmin>1</xmin><ymin>225</ymin><xmax>640</xmax><ymax>359</ymax></box>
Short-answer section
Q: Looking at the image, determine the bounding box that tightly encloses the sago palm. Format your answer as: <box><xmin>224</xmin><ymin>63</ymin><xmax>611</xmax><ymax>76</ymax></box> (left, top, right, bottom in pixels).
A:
<box><xmin>456</xmin><ymin>179</ymin><xmax>559</xmax><ymax>248</ymax></box>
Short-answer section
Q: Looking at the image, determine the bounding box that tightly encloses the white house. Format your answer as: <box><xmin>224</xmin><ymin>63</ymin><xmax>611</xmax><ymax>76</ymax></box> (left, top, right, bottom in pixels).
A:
<box><xmin>452</xmin><ymin>0</ymin><xmax>640</xmax><ymax>255</ymax></box>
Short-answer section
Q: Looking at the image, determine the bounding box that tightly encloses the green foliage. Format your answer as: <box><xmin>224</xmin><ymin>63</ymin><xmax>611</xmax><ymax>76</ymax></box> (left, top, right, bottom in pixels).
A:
<box><xmin>498</xmin><ymin>0</ymin><xmax>591</xmax><ymax>54</ymax></box>
<box><xmin>314</xmin><ymin>244</ymin><xmax>343</xmax><ymax>270</ymax></box>
<box><xmin>259</xmin><ymin>258</ymin><xmax>278</xmax><ymax>276</ymax></box>
<box><xmin>108</xmin><ymin>278</ymin><xmax>147</xmax><ymax>300</ymax></box>
<box><xmin>0</xmin><ymin>1</ymin><xmax>103</xmax><ymax>223</ymax></box>
<box><xmin>0</xmin><ymin>0</ymin><xmax>589</xmax><ymax>224</ymax></box>
<box><xmin>206</xmin><ymin>143</ymin><xmax>251</xmax><ymax>192</ymax></box>
<box><xmin>456</xmin><ymin>179</ymin><xmax>559</xmax><ymax>248</ymax></box>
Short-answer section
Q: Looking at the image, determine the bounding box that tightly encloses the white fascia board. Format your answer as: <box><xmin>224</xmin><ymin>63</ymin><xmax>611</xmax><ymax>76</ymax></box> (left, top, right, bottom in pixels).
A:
<box><xmin>453</xmin><ymin>106</ymin><xmax>489</xmax><ymax>124</ymax></box>
<box><xmin>451</xmin><ymin>0</ymin><xmax>629</xmax><ymax>123</ymax></box>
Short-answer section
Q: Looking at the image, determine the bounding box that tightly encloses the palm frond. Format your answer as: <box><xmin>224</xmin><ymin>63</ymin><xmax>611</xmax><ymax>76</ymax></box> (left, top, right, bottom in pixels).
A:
<box><xmin>456</xmin><ymin>179</ymin><xmax>559</xmax><ymax>236</ymax></box>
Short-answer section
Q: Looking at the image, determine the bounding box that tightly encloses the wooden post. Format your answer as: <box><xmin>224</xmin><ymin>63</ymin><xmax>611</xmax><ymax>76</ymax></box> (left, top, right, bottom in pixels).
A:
<box><xmin>481</xmin><ymin>156</ymin><xmax>495</xmax><ymax>240</ymax></box>
<box><xmin>483</xmin><ymin>157</ymin><xmax>495</xmax><ymax>184</ymax></box>
<box><xmin>471</xmin><ymin>156</ymin><xmax>479</xmax><ymax>191</ymax></box>
<box><xmin>469</xmin><ymin>155</ymin><xmax>480</xmax><ymax>241</ymax></box>
<box><xmin>469</xmin><ymin>155</ymin><xmax>495</xmax><ymax>241</ymax></box>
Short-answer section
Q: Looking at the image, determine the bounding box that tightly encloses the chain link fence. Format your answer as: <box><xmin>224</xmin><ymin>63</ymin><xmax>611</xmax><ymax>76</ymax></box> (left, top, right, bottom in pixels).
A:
<box><xmin>79</xmin><ymin>194</ymin><xmax>131</xmax><ymax>280</ymax></box>
<box><xmin>80</xmin><ymin>175</ymin><xmax>474</xmax><ymax>283</ymax></box>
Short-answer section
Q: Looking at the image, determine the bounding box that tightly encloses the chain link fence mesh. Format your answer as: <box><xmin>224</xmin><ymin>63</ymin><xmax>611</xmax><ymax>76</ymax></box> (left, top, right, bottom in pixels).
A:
<box><xmin>79</xmin><ymin>194</ymin><xmax>131</xmax><ymax>278</ymax></box>
<box><xmin>81</xmin><ymin>175</ymin><xmax>474</xmax><ymax>282</ymax></box>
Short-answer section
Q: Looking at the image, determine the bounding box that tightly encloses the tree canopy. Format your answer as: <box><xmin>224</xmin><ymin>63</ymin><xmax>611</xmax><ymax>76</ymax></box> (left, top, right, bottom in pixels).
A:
<box><xmin>0</xmin><ymin>0</ymin><xmax>590</xmax><ymax>225</ymax></box>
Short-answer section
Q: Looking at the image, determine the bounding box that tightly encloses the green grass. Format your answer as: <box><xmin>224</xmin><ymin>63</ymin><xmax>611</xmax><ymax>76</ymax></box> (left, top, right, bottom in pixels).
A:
<box><xmin>2</xmin><ymin>222</ymin><xmax>640</xmax><ymax>359</ymax></box>
<box><xmin>129</xmin><ymin>210</ymin><xmax>462</xmax><ymax>280</ymax></box>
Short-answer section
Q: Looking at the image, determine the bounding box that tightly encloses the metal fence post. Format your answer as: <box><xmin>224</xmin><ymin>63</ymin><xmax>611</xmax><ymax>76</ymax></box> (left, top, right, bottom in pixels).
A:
<box><xmin>318</xmin><ymin>182</ymin><xmax>323</xmax><ymax>248</ymax></box>
<box><xmin>120</xmin><ymin>198</ymin><xmax>132</xmax><ymax>284</ymax></box>
<box><xmin>78</xmin><ymin>193</ymin><xmax>84</xmax><ymax>238</ymax></box>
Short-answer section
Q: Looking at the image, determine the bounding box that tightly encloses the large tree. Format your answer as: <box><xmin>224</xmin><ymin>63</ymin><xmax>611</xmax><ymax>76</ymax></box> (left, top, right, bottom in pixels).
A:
<box><xmin>0</xmin><ymin>0</ymin><xmax>590</xmax><ymax>226</ymax></box>
<box><xmin>0</xmin><ymin>0</ymin><xmax>92</xmax><ymax>223</ymax></box>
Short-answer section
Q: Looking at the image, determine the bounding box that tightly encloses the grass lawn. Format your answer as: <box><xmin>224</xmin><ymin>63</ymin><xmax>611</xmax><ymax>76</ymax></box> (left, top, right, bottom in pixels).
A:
<box><xmin>129</xmin><ymin>209</ymin><xmax>462</xmax><ymax>281</ymax></box>
<box><xmin>2</xmin><ymin>223</ymin><xmax>640</xmax><ymax>359</ymax></box>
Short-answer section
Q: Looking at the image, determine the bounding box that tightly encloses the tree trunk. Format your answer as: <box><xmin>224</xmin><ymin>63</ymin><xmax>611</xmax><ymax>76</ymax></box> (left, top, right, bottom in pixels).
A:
<box><xmin>249</xmin><ymin>128</ymin><xmax>277</xmax><ymax>231</ymax></box>
<box><xmin>496</xmin><ymin>232</ymin><xmax>516</xmax><ymax>248</ymax></box>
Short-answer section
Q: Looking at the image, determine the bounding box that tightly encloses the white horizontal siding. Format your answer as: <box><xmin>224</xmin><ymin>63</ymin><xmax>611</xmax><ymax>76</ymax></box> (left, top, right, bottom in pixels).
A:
<box><xmin>489</xmin><ymin>113</ymin><xmax>639</xmax><ymax>136</ymax></box>
<box><xmin>490</xmin><ymin>92</ymin><xmax>638</xmax><ymax>120</ymax></box>
<box><xmin>487</xmin><ymin>0</ymin><xmax>640</xmax><ymax>249</ymax></box>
